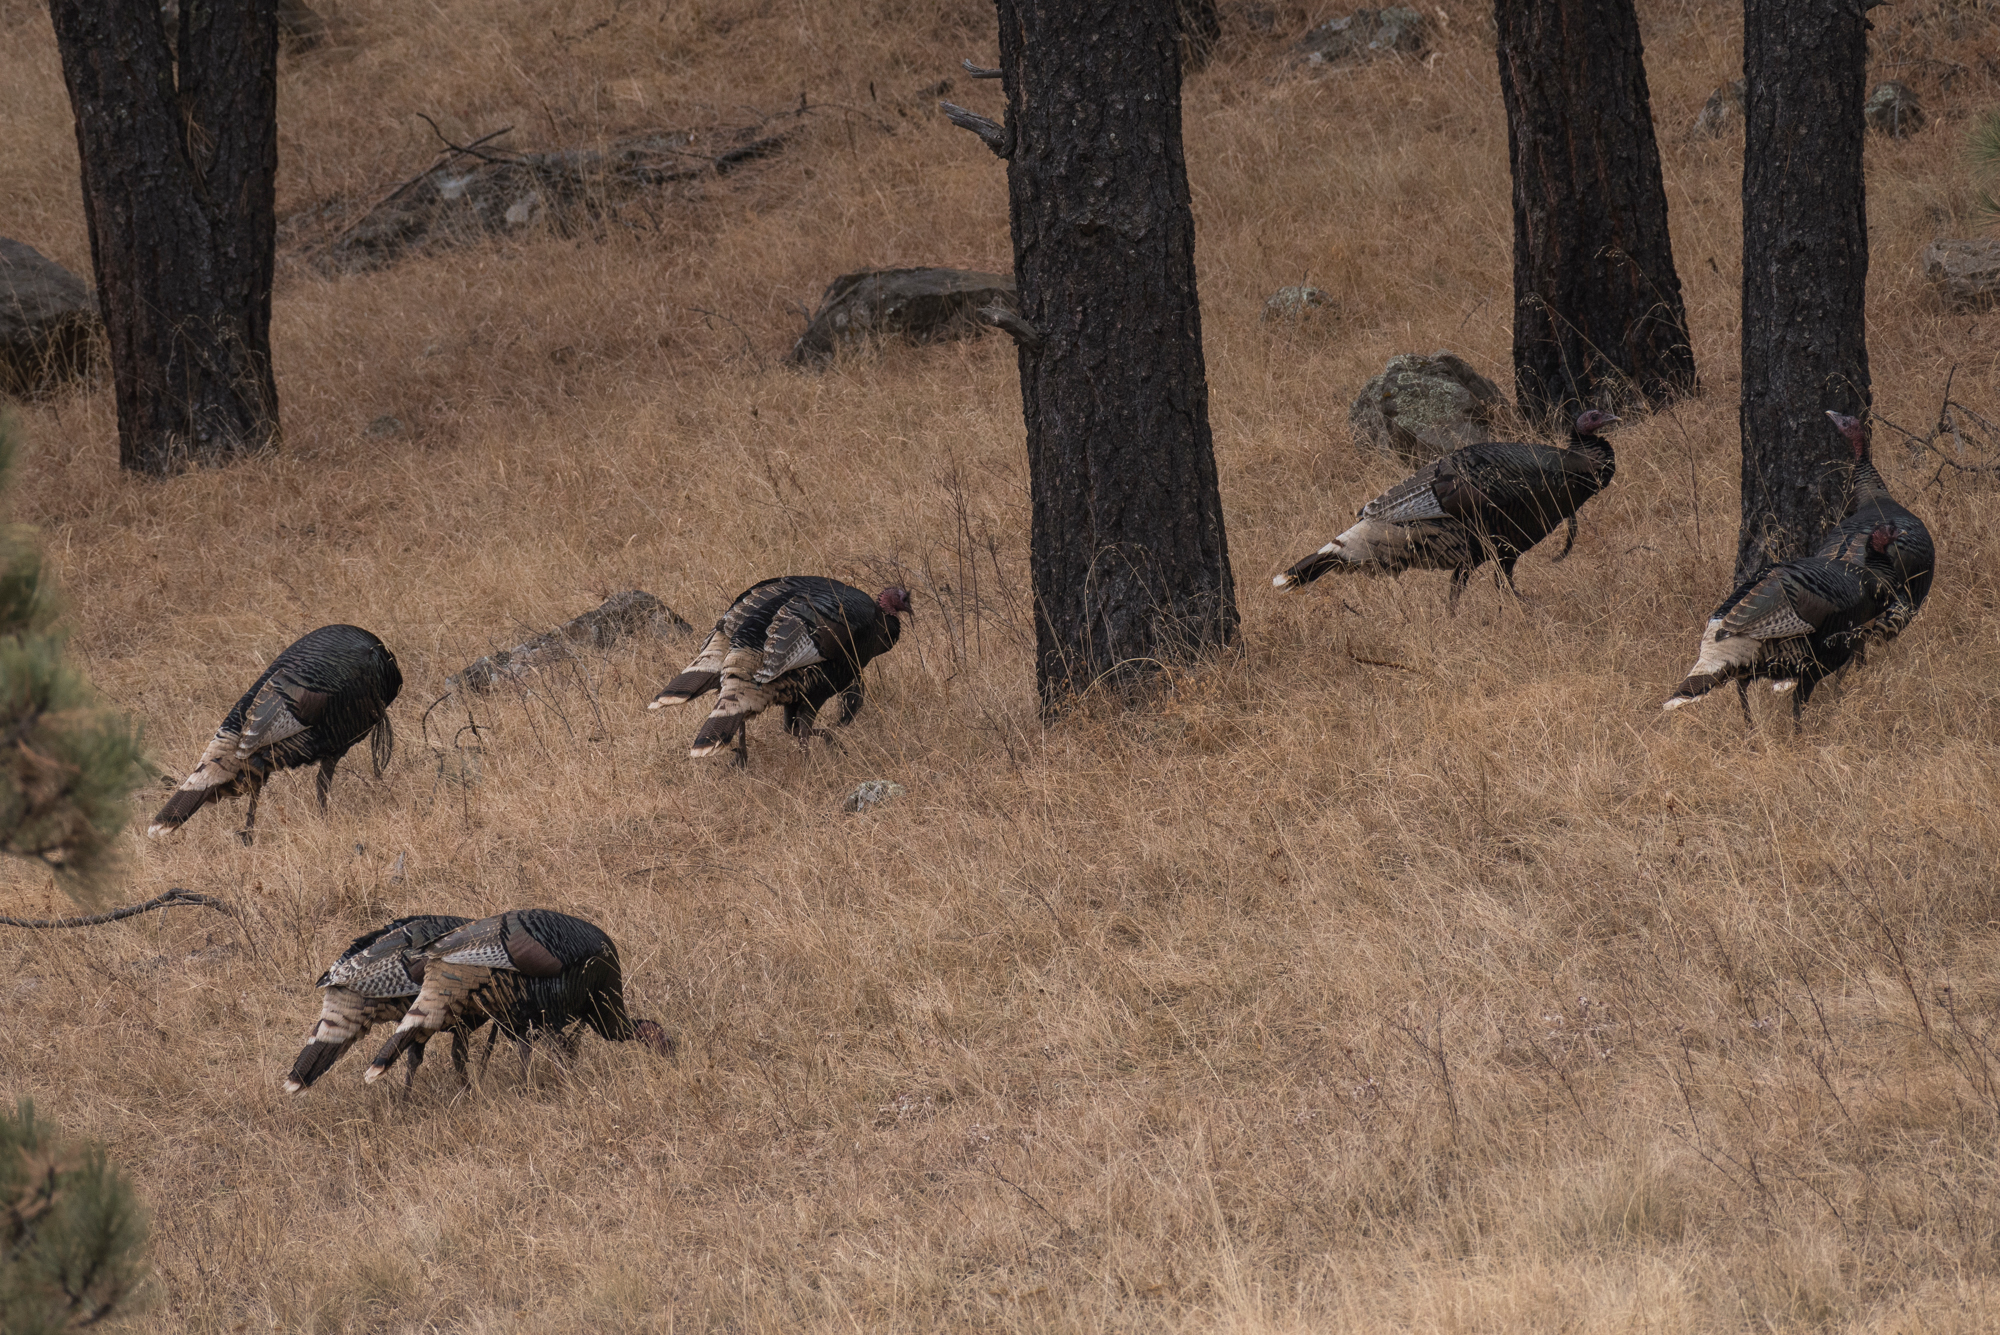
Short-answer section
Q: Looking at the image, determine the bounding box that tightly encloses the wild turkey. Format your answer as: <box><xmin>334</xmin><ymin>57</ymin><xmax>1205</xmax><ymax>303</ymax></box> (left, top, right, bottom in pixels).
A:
<box><xmin>363</xmin><ymin>909</ymin><xmax>673</xmax><ymax>1086</ymax></box>
<box><xmin>1662</xmin><ymin>524</ymin><xmax>1901</xmax><ymax>721</ymax></box>
<box><xmin>1273</xmin><ymin>409</ymin><xmax>1621</xmax><ymax>610</ymax></box>
<box><xmin>149</xmin><ymin>624</ymin><xmax>401</xmax><ymax>843</ymax></box>
<box><xmin>649</xmin><ymin>576</ymin><xmax>910</xmax><ymax>764</ymax></box>
<box><xmin>1815</xmin><ymin>410</ymin><xmax>1935</xmax><ymax>645</ymax></box>
<box><xmin>284</xmin><ymin>914</ymin><xmax>477</xmax><ymax>1093</ymax></box>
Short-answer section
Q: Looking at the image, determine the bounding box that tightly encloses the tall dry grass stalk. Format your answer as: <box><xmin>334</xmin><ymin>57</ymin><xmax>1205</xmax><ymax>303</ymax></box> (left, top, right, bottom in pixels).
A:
<box><xmin>4</xmin><ymin>0</ymin><xmax>2000</xmax><ymax>1329</ymax></box>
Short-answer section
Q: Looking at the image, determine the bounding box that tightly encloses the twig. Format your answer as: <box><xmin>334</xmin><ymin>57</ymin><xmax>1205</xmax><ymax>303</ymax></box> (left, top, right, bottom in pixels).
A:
<box><xmin>691</xmin><ymin>306</ymin><xmax>765</xmax><ymax>370</ymax></box>
<box><xmin>0</xmin><ymin>888</ymin><xmax>232</xmax><ymax>930</ymax></box>
<box><xmin>961</xmin><ymin>58</ymin><xmax>1003</xmax><ymax>79</ymax></box>
<box><xmin>414</xmin><ymin>113</ymin><xmax>523</xmax><ymax>165</ymax></box>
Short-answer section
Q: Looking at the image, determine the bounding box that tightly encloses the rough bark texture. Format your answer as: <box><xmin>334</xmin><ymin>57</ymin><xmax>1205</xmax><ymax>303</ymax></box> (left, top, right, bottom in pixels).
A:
<box><xmin>48</xmin><ymin>0</ymin><xmax>280</xmax><ymax>474</ymax></box>
<box><xmin>1738</xmin><ymin>0</ymin><xmax>1870</xmax><ymax>582</ymax></box>
<box><xmin>992</xmin><ymin>0</ymin><xmax>1239</xmax><ymax>709</ymax></box>
<box><xmin>1496</xmin><ymin>0</ymin><xmax>1694</xmax><ymax>426</ymax></box>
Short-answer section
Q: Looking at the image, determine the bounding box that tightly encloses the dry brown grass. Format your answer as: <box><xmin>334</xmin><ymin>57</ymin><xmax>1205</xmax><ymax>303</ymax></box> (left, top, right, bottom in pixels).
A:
<box><xmin>6</xmin><ymin>0</ymin><xmax>2000</xmax><ymax>1329</ymax></box>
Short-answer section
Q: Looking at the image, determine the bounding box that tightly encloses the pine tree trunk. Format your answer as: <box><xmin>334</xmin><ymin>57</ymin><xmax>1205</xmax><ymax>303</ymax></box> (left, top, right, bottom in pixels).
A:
<box><xmin>990</xmin><ymin>0</ymin><xmax>1239</xmax><ymax>710</ymax></box>
<box><xmin>1496</xmin><ymin>0</ymin><xmax>1694</xmax><ymax>426</ymax></box>
<box><xmin>48</xmin><ymin>0</ymin><xmax>280</xmax><ymax>476</ymax></box>
<box><xmin>1737</xmin><ymin>0</ymin><xmax>1870</xmax><ymax>582</ymax></box>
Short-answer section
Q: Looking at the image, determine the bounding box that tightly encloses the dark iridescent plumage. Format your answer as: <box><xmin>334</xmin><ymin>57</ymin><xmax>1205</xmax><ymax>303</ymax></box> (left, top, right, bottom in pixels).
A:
<box><xmin>150</xmin><ymin>624</ymin><xmax>401</xmax><ymax>843</ymax></box>
<box><xmin>363</xmin><ymin>909</ymin><xmax>673</xmax><ymax>1086</ymax></box>
<box><xmin>1664</xmin><ymin>525</ymin><xmax>1901</xmax><ymax>718</ymax></box>
<box><xmin>649</xmin><ymin>577</ymin><xmax>909</xmax><ymax>764</ymax></box>
<box><xmin>285</xmin><ymin>913</ymin><xmax>477</xmax><ymax>1093</ymax></box>
<box><xmin>1274</xmin><ymin>410</ymin><xmax>1621</xmax><ymax>610</ymax></box>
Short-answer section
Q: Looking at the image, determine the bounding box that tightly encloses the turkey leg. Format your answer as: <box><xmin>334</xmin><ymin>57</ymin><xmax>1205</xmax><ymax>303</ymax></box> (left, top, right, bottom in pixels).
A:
<box><xmin>238</xmin><ymin>777</ymin><xmax>265</xmax><ymax>846</ymax></box>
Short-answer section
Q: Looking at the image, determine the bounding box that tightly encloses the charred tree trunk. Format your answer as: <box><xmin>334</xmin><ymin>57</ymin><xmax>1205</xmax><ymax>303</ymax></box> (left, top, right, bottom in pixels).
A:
<box><xmin>1496</xmin><ymin>0</ymin><xmax>1694</xmax><ymax>426</ymax></box>
<box><xmin>1737</xmin><ymin>0</ymin><xmax>1870</xmax><ymax>582</ymax></box>
<box><xmin>1178</xmin><ymin>0</ymin><xmax>1221</xmax><ymax>70</ymax></box>
<box><xmin>982</xmin><ymin>0</ymin><xmax>1238</xmax><ymax>710</ymax></box>
<box><xmin>49</xmin><ymin>0</ymin><xmax>280</xmax><ymax>476</ymax></box>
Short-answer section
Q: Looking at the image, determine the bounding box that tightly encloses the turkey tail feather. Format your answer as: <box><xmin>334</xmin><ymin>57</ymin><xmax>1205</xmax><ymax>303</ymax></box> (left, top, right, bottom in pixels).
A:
<box><xmin>650</xmin><ymin>671</ymin><xmax>720</xmax><ymax>708</ymax></box>
<box><xmin>1662</xmin><ymin>620</ymin><xmax>1760</xmax><ymax>710</ymax></box>
<box><xmin>363</xmin><ymin>1027</ymin><xmax>420</xmax><ymax>1084</ymax></box>
<box><xmin>285</xmin><ymin>1039</ymin><xmax>355</xmax><ymax>1093</ymax></box>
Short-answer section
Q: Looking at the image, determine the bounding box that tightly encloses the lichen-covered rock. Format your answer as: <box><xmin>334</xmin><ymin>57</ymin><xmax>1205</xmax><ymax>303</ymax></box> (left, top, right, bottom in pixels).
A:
<box><xmin>1294</xmin><ymin>7</ymin><xmax>1427</xmax><ymax>68</ymax></box>
<box><xmin>788</xmin><ymin>268</ymin><xmax>1017</xmax><ymax>368</ymax></box>
<box><xmin>1691</xmin><ymin>79</ymin><xmax>1745</xmax><ymax>138</ymax></box>
<box><xmin>0</xmin><ymin>238</ymin><xmax>100</xmax><ymax>398</ymax></box>
<box><xmin>843</xmin><ymin>780</ymin><xmax>906</xmax><ymax>814</ymax></box>
<box><xmin>1923</xmin><ymin>239</ymin><xmax>2000</xmax><ymax>310</ymax></box>
<box><xmin>1261</xmin><ymin>286</ymin><xmax>1336</xmax><ymax>323</ymax></box>
<box><xmin>1865</xmin><ymin>82</ymin><xmax>1925</xmax><ymax>137</ymax></box>
<box><xmin>1349</xmin><ymin>350</ymin><xmax>1508</xmax><ymax>466</ymax></box>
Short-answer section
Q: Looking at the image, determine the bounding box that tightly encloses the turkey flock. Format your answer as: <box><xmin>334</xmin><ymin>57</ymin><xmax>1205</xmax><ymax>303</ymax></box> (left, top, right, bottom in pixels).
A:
<box><xmin>115</xmin><ymin>400</ymin><xmax>1931</xmax><ymax>1105</ymax></box>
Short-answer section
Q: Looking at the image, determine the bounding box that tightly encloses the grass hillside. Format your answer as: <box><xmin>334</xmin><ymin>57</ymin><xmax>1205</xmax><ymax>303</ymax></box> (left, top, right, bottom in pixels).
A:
<box><xmin>5</xmin><ymin>0</ymin><xmax>2000</xmax><ymax>1329</ymax></box>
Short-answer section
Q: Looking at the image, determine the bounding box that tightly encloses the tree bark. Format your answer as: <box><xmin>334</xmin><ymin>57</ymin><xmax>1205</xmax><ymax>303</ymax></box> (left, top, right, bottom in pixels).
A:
<box><xmin>48</xmin><ymin>0</ymin><xmax>280</xmax><ymax>475</ymax></box>
<box><xmin>989</xmin><ymin>0</ymin><xmax>1239</xmax><ymax>710</ymax></box>
<box><xmin>1496</xmin><ymin>0</ymin><xmax>1695</xmax><ymax>426</ymax></box>
<box><xmin>1737</xmin><ymin>0</ymin><xmax>1870</xmax><ymax>582</ymax></box>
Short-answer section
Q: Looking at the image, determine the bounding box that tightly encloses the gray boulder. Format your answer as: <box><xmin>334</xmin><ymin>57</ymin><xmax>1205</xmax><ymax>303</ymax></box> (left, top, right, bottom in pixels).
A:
<box><xmin>1295</xmin><ymin>7</ymin><xmax>1427</xmax><ymax>67</ymax></box>
<box><xmin>1690</xmin><ymin>79</ymin><xmax>1745</xmax><ymax>138</ymax></box>
<box><xmin>1865</xmin><ymin>82</ymin><xmax>1925</xmax><ymax>137</ymax></box>
<box><xmin>0</xmin><ymin>238</ymin><xmax>100</xmax><ymax>398</ymax></box>
<box><xmin>1349</xmin><ymin>351</ymin><xmax>1508</xmax><ymax>466</ymax></box>
<box><xmin>788</xmin><ymin>268</ymin><xmax>1017</xmax><ymax>368</ymax></box>
<box><xmin>1923</xmin><ymin>239</ymin><xmax>2000</xmax><ymax>310</ymax></box>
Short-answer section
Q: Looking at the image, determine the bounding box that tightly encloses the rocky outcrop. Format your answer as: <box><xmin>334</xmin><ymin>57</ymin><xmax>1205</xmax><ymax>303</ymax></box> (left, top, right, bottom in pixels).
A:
<box><xmin>1294</xmin><ymin>7</ymin><xmax>1427</xmax><ymax>67</ymax></box>
<box><xmin>323</xmin><ymin>121</ymin><xmax>796</xmax><ymax>270</ymax></box>
<box><xmin>0</xmin><ymin>238</ymin><xmax>100</xmax><ymax>398</ymax></box>
<box><xmin>450</xmin><ymin>591</ymin><xmax>692</xmax><ymax>694</ymax></box>
<box><xmin>1923</xmin><ymin>239</ymin><xmax>2000</xmax><ymax>310</ymax></box>
<box><xmin>789</xmin><ymin>268</ymin><xmax>1018</xmax><ymax>368</ymax></box>
<box><xmin>1349</xmin><ymin>351</ymin><xmax>1508</xmax><ymax>466</ymax></box>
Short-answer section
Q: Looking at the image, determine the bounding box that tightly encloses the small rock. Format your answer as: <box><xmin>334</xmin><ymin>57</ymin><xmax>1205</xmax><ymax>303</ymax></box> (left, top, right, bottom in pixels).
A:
<box><xmin>1690</xmin><ymin>79</ymin><xmax>1745</xmax><ymax>138</ymax></box>
<box><xmin>1923</xmin><ymin>239</ymin><xmax>2000</xmax><ymax>310</ymax></box>
<box><xmin>843</xmin><ymin>780</ymin><xmax>906</xmax><ymax>814</ymax></box>
<box><xmin>1865</xmin><ymin>82</ymin><xmax>1924</xmax><ymax>137</ymax></box>
<box><xmin>1294</xmin><ymin>7</ymin><xmax>1427</xmax><ymax>68</ymax></box>
<box><xmin>363</xmin><ymin>414</ymin><xmax>403</xmax><ymax>438</ymax></box>
<box><xmin>0</xmin><ymin>237</ymin><xmax>101</xmax><ymax>398</ymax></box>
<box><xmin>788</xmin><ymin>268</ymin><xmax>1017</xmax><ymax>368</ymax></box>
<box><xmin>1349</xmin><ymin>350</ymin><xmax>1508</xmax><ymax>466</ymax></box>
<box><xmin>1261</xmin><ymin>285</ymin><xmax>1336</xmax><ymax>323</ymax></box>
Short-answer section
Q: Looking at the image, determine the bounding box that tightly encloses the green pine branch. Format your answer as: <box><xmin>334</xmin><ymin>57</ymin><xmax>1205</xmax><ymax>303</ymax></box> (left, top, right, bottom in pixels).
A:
<box><xmin>0</xmin><ymin>416</ymin><xmax>145</xmax><ymax>902</ymax></box>
<box><xmin>1</xmin><ymin>1101</ymin><xmax>147</xmax><ymax>1333</ymax></box>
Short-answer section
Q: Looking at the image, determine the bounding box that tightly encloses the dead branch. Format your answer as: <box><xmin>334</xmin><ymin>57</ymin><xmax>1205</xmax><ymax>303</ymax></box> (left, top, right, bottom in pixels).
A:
<box><xmin>0</xmin><ymin>887</ymin><xmax>232</xmax><ymax>930</ymax></box>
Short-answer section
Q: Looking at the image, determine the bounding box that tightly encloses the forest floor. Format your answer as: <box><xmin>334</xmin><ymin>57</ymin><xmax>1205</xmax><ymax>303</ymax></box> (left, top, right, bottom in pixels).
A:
<box><xmin>6</xmin><ymin>0</ymin><xmax>2000</xmax><ymax>1330</ymax></box>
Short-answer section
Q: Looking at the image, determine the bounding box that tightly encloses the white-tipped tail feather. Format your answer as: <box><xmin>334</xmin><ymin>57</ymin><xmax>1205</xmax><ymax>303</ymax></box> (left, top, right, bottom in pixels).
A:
<box><xmin>1661</xmin><ymin>619</ymin><xmax>1762</xmax><ymax>709</ymax></box>
<box><xmin>146</xmin><ymin>733</ymin><xmax>244</xmax><ymax>837</ymax></box>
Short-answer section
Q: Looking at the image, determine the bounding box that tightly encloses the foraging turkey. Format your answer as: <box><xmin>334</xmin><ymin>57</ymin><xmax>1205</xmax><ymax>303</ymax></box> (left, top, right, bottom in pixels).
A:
<box><xmin>1662</xmin><ymin>524</ymin><xmax>1901</xmax><ymax>720</ymax></box>
<box><xmin>649</xmin><ymin>576</ymin><xmax>910</xmax><ymax>764</ymax></box>
<box><xmin>285</xmin><ymin>914</ymin><xmax>476</xmax><ymax>1093</ymax></box>
<box><xmin>1273</xmin><ymin>409</ymin><xmax>1621</xmax><ymax>610</ymax></box>
<box><xmin>1815</xmin><ymin>410</ymin><xmax>1935</xmax><ymax>644</ymax></box>
<box><xmin>363</xmin><ymin>909</ymin><xmax>673</xmax><ymax>1086</ymax></box>
<box><xmin>149</xmin><ymin>624</ymin><xmax>401</xmax><ymax>843</ymax></box>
